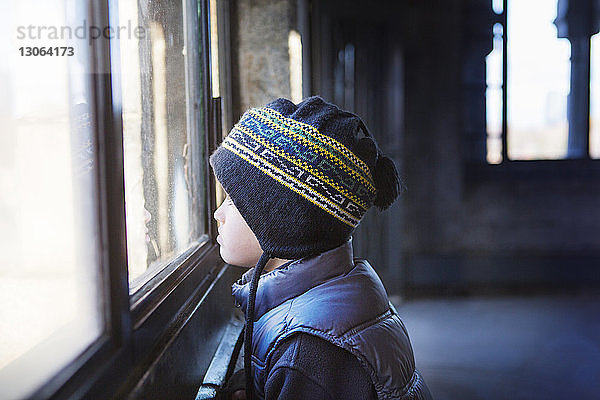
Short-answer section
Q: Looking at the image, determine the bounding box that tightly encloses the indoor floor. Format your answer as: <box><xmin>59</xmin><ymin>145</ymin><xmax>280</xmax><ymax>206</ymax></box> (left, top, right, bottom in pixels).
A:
<box><xmin>394</xmin><ymin>295</ymin><xmax>600</xmax><ymax>400</ymax></box>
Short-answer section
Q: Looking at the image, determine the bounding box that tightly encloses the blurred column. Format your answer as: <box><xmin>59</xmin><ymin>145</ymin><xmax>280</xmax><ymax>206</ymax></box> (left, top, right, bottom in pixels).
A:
<box><xmin>555</xmin><ymin>0</ymin><xmax>600</xmax><ymax>158</ymax></box>
<box><xmin>462</xmin><ymin>0</ymin><xmax>496</xmax><ymax>162</ymax></box>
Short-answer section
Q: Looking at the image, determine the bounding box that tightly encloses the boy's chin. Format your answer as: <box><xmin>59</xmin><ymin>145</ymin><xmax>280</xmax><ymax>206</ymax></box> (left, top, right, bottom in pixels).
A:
<box><xmin>218</xmin><ymin>246</ymin><xmax>232</xmax><ymax>264</ymax></box>
<box><xmin>218</xmin><ymin>246</ymin><xmax>255</xmax><ymax>268</ymax></box>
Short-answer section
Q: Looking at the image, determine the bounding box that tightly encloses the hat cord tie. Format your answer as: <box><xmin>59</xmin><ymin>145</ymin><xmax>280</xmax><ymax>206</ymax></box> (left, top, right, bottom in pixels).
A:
<box><xmin>244</xmin><ymin>251</ymin><xmax>272</xmax><ymax>400</ymax></box>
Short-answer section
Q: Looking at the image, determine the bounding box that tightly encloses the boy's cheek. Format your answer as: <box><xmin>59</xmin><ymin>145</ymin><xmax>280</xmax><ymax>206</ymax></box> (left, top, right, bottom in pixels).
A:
<box><xmin>217</xmin><ymin>239</ymin><xmax>258</xmax><ymax>268</ymax></box>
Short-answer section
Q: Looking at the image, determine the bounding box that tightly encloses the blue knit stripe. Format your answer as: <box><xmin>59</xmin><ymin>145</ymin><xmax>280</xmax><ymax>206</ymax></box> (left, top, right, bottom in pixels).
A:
<box><xmin>235</xmin><ymin>124</ymin><xmax>371</xmax><ymax>210</ymax></box>
<box><xmin>226</xmin><ymin>128</ymin><xmax>365</xmax><ymax>220</ymax></box>
<box><xmin>259</xmin><ymin>107</ymin><xmax>373</xmax><ymax>181</ymax></box>
<box><xmin>238</xmin><ymin>112</ymin><xmax>376</xmax><ymax>205</ymax></box>
<box><xmin>246</xmin><ymin>108</ymin><xmax>376</xmax><ymax>192</ymax></box>
<box><xmin>222</xmin><ymin>133</ymin><xmax>362</xmax><ymax>227</ymax></box>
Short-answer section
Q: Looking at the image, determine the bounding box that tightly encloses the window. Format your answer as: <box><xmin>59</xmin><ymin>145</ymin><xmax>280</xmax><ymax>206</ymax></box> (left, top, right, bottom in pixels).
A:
<box><xmin>0</xmin><ymin>1</ymin><xmax>102</xmax><ymax>398</ymax></box>
<box><xmin>0</xmin><ymin>0</ymin><xmax>218</xmax><ymax>398</ymax></box>
<box><xmin>486</xmin><ymin>0</ymin><xmax>599</xmax><ymax>162</ymax></box>
<box><xmin>118</xmin><ymin>0</ymin><xmax>208</xmax><ymax>293</ymax></box>
<box><xmin>486</xmin><ymin>21</ymin><xmax>504</xmax><ymax>164</ymax></box>
<box><xmin>591</xmin><ymin>32</ymin><xmax>600</xmax><ymax>158</ymax></box>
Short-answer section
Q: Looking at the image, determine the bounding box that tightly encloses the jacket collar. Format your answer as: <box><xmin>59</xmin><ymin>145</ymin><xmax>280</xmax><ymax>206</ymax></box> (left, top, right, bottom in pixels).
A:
<box><xmin>231</xmin><ymin>238</ymin><xmax>355</xmax><ymax>321</ymax></box>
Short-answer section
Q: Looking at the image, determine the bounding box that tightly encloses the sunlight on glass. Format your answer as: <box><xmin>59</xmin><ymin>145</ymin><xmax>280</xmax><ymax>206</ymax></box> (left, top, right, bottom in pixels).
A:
<box><xmin>590</xmin><ymin>33</ymin><xmax>600</xmax><ymax>159</ymax></box>
<box><xmin>492</xmin><ymin>0</ymin><xmax>504</xmax><ymax>14</ymax></box>
<box><xmin>210</xmin><ymin>0</ymin><xmax>220</xmax><ymax>98</ymax></box>
<box><xmin>0</xmin><ymin>1</ymin><xmax>102</xmax><ymax>398</ymax></box>
<box><xmin>288</xmin><ymin>30</ymin><xmax>303</xmax><ymax>104</ymax></box>
<box><xmin>507</xmin><ymin>0</ymin><xmax>570</xmax><ymax>160</ymax></box>
<box><xmin>486</xmin><ymin>23</ymin><xmax>503</xmax><ymax>164</ymax></box>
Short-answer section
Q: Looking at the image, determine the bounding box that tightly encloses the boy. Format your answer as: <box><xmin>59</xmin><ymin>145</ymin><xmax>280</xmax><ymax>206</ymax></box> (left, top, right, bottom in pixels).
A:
<box><xmin>210</xmin><ymin>96</ymin><xmax>432</xmax><ymax>400</ymax></box>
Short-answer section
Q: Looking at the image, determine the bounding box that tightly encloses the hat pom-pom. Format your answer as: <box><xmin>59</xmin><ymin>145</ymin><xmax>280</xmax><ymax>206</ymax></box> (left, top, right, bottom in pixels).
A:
<box><xmin>373</xmin><ymin>153</ymin><xmax>401</xmax><ymax>210</ymax></box>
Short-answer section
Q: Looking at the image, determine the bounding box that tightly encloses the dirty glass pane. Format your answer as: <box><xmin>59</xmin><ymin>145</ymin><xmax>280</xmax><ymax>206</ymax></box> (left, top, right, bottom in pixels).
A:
<box><xmin>0</xmin><ymin>1</ymin><xmax>103</xmax><ymax>398</ymax></box>
<box><xmin>507</xmin><ymin>0</ymin><xmax>570</xmax><ymax>160</ymax></box>
<box><xmin>117</xmin><ymin>0</ymin><xmax>207</xmax><ymax>292</ymax></box>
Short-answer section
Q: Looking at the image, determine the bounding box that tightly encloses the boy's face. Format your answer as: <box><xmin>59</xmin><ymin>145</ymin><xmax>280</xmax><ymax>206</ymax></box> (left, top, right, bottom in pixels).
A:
<box><xmin>213</xmin><ymin>194</ymin><xmax>263</xmax><ymax>267</ymax></box>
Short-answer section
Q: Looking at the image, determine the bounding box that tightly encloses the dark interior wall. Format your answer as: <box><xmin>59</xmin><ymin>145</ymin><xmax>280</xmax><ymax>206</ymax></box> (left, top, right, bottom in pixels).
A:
<box><xmin>463</xmin><ymin>167</ymin><xmax>600</xmax><ymax>253</ymax></box>
<box><xmin>408</xmin><ymin>165</ymin><xmax>600</xmax><ymax>294</ymax></box>
<box><xmin>402</xmin><ymin>0</ymin><xmax>464</xmax><ymax>255</ymax></box>
<box><xmin>311</xmin><ymin>0</ymin><xmax>600</xmax><ymax>296</ymax></box>
<box><xmin>400</xmin><ymin>1</ymin><xmax>600</xmax><ymax>294</ymax></box>
<box><xmin>309</xmin><ymin>1</ymin><xmax>404</xmax><ymax>294</ymax></box>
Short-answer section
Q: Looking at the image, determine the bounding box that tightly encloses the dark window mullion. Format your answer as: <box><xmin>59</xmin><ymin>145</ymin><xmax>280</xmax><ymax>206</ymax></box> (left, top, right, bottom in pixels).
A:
<box><xmin>92</xmin><ymin>0</ymin><xmax>133</xmax><ymax>349</ymax></box>
<box><xmin>567</xmin><ymin>35</ymin><xmax>592</xmax><ymax>158</ymax></box>
<box><xmin>199</xmin><ymin>0</ymin><xmax>220</xmax><ymax>239</ymax></box>
<box><xmin>501</xmin><ymin>0</ymin><xmax>508</xmax><ymax>162</ymax></box>
<box><xmin>186</xmin><ymin>0</ymin><xmax>210</xmax><ymax>240</ymax></box>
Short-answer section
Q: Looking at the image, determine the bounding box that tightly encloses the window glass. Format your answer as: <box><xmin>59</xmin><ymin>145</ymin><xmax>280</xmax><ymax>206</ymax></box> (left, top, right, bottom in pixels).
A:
<box><xmin>591</xmin><ymin>32</ymin><xmax>600</xmax><ymax>159</ymax></box>
<box><xmin>507</xmin><ymin>0</ymin><xmax>571</xmax><ymax>160</ymax></box>
<box><xmin>492</xmin><ymin>0</ymin><xmax>503</xmax><ymax>14</ymax></box>
<box><xmin>0</xmin><ymin>1</ymin><xmax>103</xmax><ymax>398</ymax></box>
<box><xmin>210</xmin><ymin>0</ymin><xmax>220</xmax><ymax>98</ymax></box>
<box><xmin>486</xmin><ymin>22</ymin><xmax>503</xmax><ymax>164</ymax></box>
<box><xmin>117</xmin><ymin>0</ymin><xmax>207</xmax><ymax>292</ymax></box>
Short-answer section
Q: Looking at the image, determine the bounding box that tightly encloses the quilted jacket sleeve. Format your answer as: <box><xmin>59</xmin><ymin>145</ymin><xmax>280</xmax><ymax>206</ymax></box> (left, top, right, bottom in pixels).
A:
<box><xmin>264</xmin><ymin>333</ymin><xmax>377</xmax><ymax>400</ymax></box>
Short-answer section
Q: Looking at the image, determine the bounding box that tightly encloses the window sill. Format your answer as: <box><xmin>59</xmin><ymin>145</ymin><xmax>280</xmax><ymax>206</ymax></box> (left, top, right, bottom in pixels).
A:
<box><xmin>131</xmin><ymin>238</ymin><xmax>220</xmax><ymax>325</ymax></box>
<box><xmin>465</xmin><ymin>159</ymin><xmax>600</xmax><ymax>181</ymax></box>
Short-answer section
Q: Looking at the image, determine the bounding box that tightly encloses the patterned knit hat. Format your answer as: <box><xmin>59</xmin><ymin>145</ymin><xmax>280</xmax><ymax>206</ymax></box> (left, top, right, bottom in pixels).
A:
<box><xmin>209</xmin><ymin>96</ymin><xmax>401</xmax><ymax>399</ymax></box>
<box><xmin>209</xmin><ymin>96</ymin><xmax>400</xmax><ymax>260</ymax></box>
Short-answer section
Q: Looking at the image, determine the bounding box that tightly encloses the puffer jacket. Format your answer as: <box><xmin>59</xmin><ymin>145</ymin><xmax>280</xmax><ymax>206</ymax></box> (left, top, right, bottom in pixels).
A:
<box><xmin>231</xmin><ymin>238</ymin><xmax>433</xmax><ymax>400</ymax></box>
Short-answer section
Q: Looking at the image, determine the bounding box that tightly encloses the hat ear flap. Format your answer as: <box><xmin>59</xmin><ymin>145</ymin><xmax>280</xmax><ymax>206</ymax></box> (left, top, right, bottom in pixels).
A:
<box><xmin>373</xmin><ymin>153</ymin><xmax>402</xmax><ymax>210</ymax></box>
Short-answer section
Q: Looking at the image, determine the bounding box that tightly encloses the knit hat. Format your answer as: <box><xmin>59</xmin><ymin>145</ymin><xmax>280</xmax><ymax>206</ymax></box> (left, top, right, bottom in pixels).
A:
<box><xmin>209</xmin><ymin>96</ymin><xmax>401</xmax><ymax>399</ymax></box>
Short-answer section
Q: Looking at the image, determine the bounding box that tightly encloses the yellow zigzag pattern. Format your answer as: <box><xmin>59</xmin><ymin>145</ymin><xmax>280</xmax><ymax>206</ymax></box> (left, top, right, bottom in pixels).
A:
<box><xmin>249</xmin><ymin>108</ymin><xmax>376</xmax><ymax>193</ymax></box>
<box><xmin>222</xmin><ymin>136</ymin><xmax>359</xmax><ymax>227</ymax></box>
<box><xmin>234</xmin><ymin>124</ymin><xmax>369</xmax><ymax>211</ymax></box>
<box><xmin>259</xmin><ymin>107</ymin><xmax>372</xmax><ymax>179</ymax></box>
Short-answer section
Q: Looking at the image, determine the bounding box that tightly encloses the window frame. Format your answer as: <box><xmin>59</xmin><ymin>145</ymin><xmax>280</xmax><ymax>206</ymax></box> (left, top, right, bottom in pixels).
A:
<box><xmin>22</xmin><ymin>0</ymin><xmax>222</xmax><ymax>398</ymax></box>
<box><xmin>488</xmin><ymin>0</ymin><xmax>599</xmax><ymax>164</ymax></box>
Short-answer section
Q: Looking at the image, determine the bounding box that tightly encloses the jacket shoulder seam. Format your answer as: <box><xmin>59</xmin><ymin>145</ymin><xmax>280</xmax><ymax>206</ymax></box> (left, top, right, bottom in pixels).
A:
<box><xmin>341</xmin><ymin>308</ymin><xmax>394</xmax><ymax>338</ymax></box>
